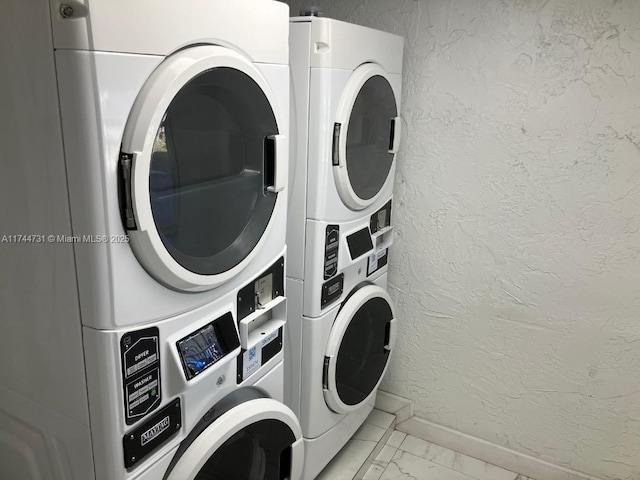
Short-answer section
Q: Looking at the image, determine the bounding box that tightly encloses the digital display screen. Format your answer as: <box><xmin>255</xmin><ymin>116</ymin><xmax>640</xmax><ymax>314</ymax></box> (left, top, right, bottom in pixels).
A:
<box><xmin>177</xmin><ymin>323</ymin><xmax>228</xmax><ymax>380</ymax></box>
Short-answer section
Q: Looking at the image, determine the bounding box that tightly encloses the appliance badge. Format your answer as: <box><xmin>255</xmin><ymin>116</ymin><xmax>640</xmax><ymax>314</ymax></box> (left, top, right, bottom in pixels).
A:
<box><xmin>141</xmin><ymin>416</ymin><xmax>170</xmax><ymax>446</ymax></box>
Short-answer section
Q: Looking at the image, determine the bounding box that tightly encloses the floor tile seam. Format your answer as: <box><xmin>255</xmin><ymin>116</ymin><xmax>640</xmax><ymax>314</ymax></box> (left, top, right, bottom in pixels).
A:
<box><xmin>361</xmin><ymin>446</ymin><xmax>399</xmax><ymax>480</ymax></box>
<box><xmin>354</xmin><ymin>418</ymin><xmax>397</xmax><ymax>479</ymax></box>
<box><xmin>386</xmin><ymin>449</ymin><xmax>480</xmax><ymax>480</ymax></box>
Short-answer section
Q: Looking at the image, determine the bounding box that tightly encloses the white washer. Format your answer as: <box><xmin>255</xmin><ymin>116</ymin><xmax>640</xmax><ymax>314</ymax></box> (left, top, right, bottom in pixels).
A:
<box><xmin>288</xmin><ymin>16</ymin><xmax>404</xmax><ymax>281</ymax></box>
<box><xmin>82</xmin><ymin>267</ymin><xmax>303</xmax><ymax>480</ymax></box>
<box><xmin>54</xmin><ymin>0</ymin><xmax>291</xmax><ymax>329</ymax></box>
<box><xmin>285</xmin><ymin>209</ymin><xmax>395</xmax><ymax>418</ymax></box>
<box><xmin>289</xmin><ymin>270</ymin><xmax>395</xmax><ymax>480</ymax></box>
<box><xmin>2</xmin><ymin>251</ymin><xmax>304</xmax><ymax>479</ymax></box>
<box><xmin>0</xmin><ymin>1</ymin><xmax>302</xmax><ymax>479</ymax></box>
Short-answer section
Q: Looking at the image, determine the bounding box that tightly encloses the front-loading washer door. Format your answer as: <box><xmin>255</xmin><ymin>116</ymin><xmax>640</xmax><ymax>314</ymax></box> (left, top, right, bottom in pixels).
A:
<box><xmin>164</xmin><ymin>392</ymin><xmax>303</xmax><ymax>480</ymax></box>
<box><xmin>323</xmin><ymin>284</ymin><xmax>397</xmax><ymax>414</ymax></box>
<box><xmin>119</xmin><ymin>45</ymin><xmax>287</xmax><ymax>292</ymax></box>
<box><xmin>332</xmin><ymin>64</ymin><xmax>400</xmax><ymax>211</ymax></box>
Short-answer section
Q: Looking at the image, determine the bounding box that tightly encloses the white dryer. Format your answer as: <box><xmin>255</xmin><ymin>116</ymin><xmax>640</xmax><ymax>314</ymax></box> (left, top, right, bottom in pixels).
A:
<box><xmin>53</xmin><ymin>0</ymin><xmax>290</xmax><ymax>329</ymax></box>
<box><xmin>0</xmin><ymin>1</ymin><xmax>303</xmax><ymax>479</ymax></box>
<box><xmin>288</xmin><ymin>16</ymin><xmax>404</xmax><ymax>281</ymax></box>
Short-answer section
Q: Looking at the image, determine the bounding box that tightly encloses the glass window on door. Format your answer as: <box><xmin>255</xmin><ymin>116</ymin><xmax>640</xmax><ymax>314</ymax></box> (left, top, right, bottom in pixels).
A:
<box><xmin>346</xmin><ymin>75</ymin><xmax>397</xmax><ymax>201</ymax></box>
<box><xmin>148</xmin><ymin>67</ymin><xmax>279</xmax><ymax>275</ymax></box>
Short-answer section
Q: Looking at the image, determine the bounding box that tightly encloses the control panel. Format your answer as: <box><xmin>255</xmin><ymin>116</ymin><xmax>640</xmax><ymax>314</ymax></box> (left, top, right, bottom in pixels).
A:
<box><xmin>120</xmin><ymin>327</ymin><xmax>162</xmax><ymax>426</ymax></box>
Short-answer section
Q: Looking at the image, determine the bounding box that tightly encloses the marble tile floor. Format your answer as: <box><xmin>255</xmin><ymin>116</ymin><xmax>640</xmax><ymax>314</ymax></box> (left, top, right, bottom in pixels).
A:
<box><xmin>315</xmin><ymin>409</ymin><xmax>397</xmax><ymax>480</ymax></box>
<box><xmin>361</xmin><ymin>432</ymin><xmax>536</xmax><ymax>480</ymax></box>
<box><xmin>315</xmin><ymin>392</ymin><xmax>535</xmax><ymax>480</ymax></box>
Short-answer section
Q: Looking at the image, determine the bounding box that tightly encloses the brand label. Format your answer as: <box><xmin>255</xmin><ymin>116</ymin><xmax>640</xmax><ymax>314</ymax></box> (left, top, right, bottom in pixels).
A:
<box><xmin>141</xmin><ymin>416</ymin><xmax>170</xmax><ymax>446</ymax></box>
<box><xmin>122</xmin><ymin>398</ymin><xmax>181</xmax><ymax>470</ymax></box>
<box><xmin>321</xmin><ymin>273</ymin><xmax>344</xmax><ymax>308</ymax></box>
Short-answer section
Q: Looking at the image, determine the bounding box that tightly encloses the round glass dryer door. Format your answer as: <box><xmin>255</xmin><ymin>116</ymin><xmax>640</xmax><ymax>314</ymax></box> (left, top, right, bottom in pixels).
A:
<box><xmin>165</xmin><ymin>391</ymin><xmax>303</xmax><ymax>480</ymax></box>
<box><xmin>333</xmin><ymin>64</ymin><xmax>400</xmax><ymax>211</ymax></box>
<box><xmin>323</xmin><ymin>284</ymin><xmax>397</xmax><ymax>413</ymax></box>
<box><xmin>120</xmin><ymin>46</ymin><xmax>286</xmax><ymax>292</ymax></box>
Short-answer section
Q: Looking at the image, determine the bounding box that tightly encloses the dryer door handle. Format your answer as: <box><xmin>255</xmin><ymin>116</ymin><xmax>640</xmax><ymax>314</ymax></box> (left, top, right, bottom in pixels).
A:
<box><xmin>384</xmin><ymin>318</ymin><xmax>397</xmax><ymax>352</ymax></box>
<box><xmin>284</xmin><ymin>438</ymin><xmax>304</xmax><ymax>480</ymax></box>
<box><xmin>265</xmin><ymin>134</ymin><xmax>287</xmax><ymax>193</ymax></box>
<box><xmin>389</xmin><ymin>117</ymin><xmax>401</xmax><ymax>154</ymax></box>
<box><xmin>332</xmin><ymin>123</ymin><xmax>342</xmax><ymax>167</ymax></box>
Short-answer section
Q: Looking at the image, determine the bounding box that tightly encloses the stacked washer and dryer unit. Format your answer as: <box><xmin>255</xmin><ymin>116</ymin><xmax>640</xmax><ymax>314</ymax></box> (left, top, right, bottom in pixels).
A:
<box><xmin>1</xmin><ymin>1</ymin><xmax>304</xmax><ymax>480</ymax></box>
<box><xmin>285</xmin><ymin>15</ymin><xmax>404</xmax><ymax>480</ymax></box>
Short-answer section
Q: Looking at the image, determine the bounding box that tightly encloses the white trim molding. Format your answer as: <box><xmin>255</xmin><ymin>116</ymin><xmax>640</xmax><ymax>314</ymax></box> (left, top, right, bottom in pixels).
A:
<box><xmin>396</xmin><ymin>416</ymin><xmax>605</xmax><ymax>480</ymax></box>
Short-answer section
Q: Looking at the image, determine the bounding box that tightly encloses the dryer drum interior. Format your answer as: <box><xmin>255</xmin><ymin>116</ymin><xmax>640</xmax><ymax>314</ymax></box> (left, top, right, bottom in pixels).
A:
<box><xmin>118</xmin><ymin>46</ymin><xmax>287</xmax><ymax>291</ymax></box>
<box><xmin>332</xmin><ymin>63</ymin><xmax>401</xmax><ymax>211</ymax></box>
<box><xmin>147</xmin><ymin>67</ymin><xmax>278</xmax><ymax>276</ymax></box>
<box><xmin>344</xmin><ymin>75</ymin><xmax>397</xmax><ymax>201</ymax></box>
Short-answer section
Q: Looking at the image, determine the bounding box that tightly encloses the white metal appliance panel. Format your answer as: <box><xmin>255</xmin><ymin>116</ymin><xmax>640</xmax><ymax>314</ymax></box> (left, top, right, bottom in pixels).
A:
<box><xmin>55</xmin><ymin>49</ymin><xmax>289</xmax><ymax>329</ymax></box>
<box><xmin>82</xmin><ymin>288</ymin><xmax>290</xmax><ymax>479</ymax></box>
<box><xmin>298</xmin><ymin>273</ymin><xmax>389</xmax><ymax>439</ymax></box>
<box><xmin>121</xmin><ymin>45</ymin><xmax>286</xmax><ymax>291</ymax></box>
<box><xmin>305</xmin><ymin>68</ymin><xmax>403</xmax><ymax>222</ymax></box>
<box><xmin>302</xmin><ymin>213</ymin><xmax>392</xmax><ymax>318</ymax></box>
<box><xmin>290</xmin><ymin>16</ymin><xmax>404</xmax><ymax>73</ymax></box>
<box><xmin>287</xmin><ymin>21</ymin><xmax>313</xmax><ymax>281</ymax></box>
<box><xmin>49</xmin><ymin>0</ymin><xmax>289</xmax><ymax>64</ymax></box>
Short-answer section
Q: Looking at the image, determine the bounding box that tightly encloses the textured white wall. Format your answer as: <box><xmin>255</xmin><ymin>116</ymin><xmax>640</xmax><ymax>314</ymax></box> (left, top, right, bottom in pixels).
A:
<box><xmin>285</xmin><ymin>1</ymin><xmax>640</xmax><ymax>478</ymax></box>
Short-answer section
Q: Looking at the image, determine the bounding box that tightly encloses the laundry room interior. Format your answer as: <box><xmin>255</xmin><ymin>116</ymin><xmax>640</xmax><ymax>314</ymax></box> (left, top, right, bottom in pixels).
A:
<box><xmin>0</xmin><ymin>1</ymin><xmax>639</xmax><ymax>480</ymax></box>
<box><xmin>278</xmin><ymin>1</ymin><xmax>640</xmax><ymax>479</ymax></box>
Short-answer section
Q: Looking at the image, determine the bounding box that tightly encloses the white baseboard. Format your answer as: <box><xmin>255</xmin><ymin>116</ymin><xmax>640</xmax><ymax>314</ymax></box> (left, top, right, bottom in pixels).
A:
<box><xmin>396</xmin><ymin>416</ymin><xmax>604</xmax><ymax>480</ymax></box>
<box><xmin>374</xmin><ymin>390</ymin><xmax>414</xmax><ymax>423</ymax></box>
